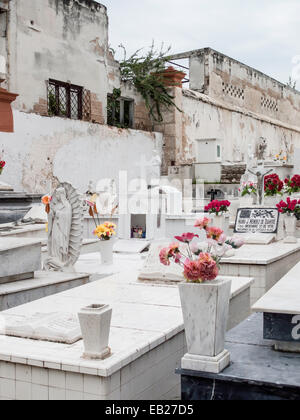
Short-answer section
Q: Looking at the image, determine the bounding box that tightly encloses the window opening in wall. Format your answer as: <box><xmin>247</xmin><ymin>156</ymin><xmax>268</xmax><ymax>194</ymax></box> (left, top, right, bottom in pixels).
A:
<box><xmin>0</xmin><ymin>10</ymin><xmax>7</xmax><ymax>38</ymax></box>
<box><xmin>107</xmin><ymin>90</ymin><xmax>134</xmax><ymax>128</ymax></box>
<box><xmin>261</xmin><ymin>95</ymin><xmax>278</xmax><ymax>112</ymax></box>
<box><xmin>222</xmin><ymin>82</ymin><xmax>245</xmax><ymax>100</ymax></box>
<box><xmin>47</xmin><ymin>79</ymin><xmax>91</xmax><ymax>121</ymax></box>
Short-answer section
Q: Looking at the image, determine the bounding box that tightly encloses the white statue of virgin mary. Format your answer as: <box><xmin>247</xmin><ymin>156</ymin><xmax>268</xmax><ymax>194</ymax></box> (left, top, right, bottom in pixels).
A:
<box><xmin>44</xmin><ymin>183</ymin><xmax>83</xmax><ymax>272</ymax></box>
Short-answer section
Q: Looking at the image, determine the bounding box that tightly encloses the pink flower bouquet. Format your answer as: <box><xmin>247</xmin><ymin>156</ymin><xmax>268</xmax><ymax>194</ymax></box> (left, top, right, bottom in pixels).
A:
<box><xmin>159</xmin><ymin>217</ymin><xmax>244</xmax><ymax>283</ymax></box>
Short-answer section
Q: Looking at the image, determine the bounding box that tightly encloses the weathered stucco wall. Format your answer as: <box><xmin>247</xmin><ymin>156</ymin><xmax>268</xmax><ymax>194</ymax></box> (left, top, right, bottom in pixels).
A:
<box><xmin>189</xmin><ymin>48</ymin><xmax>300</xmax><ymax>127</ymax></box>
<box><xmin>179</xmin><ymin>89</ymin><xmax>300</xmax><ymax>171</ymax></box>
<box><xmin>0</xmin><ymin>110</ymin><xmax>163</xmax><ymax>193</ymax></box>
<box><xmin>6</xmin><ymin>0</ymin><xmax>117</xmax><ymax>123</ymax></box>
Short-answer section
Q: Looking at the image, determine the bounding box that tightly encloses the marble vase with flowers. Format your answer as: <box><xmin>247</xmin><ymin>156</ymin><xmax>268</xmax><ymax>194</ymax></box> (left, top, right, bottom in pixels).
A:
<box><xmin>86</xmin><ymin>198</ymin><xmax>117</xmax><ymax>265</ymax></box>
<box><xmin>204</xmin><ymin>200</ymin><xmax>231</xmax><ymax>236</ymax></box>
<box><xmin>239</xmin><ymin>181</ymin><xmax>257</xmax><ymax>207</ymax></box>
<box><xmin>264</xmin><ymin>174</ymin><xmax>284</xmax><ymax>207</ymax></box>
<box><xmin>276</xmin><ymin>197</ymin><xmax>300</xmax><ymax>244</ymax></box>
<box><xmin>159</xmin><ymin>217</ymin><xmax>244</xmax><ymax>373</ymax></box>
<box><xmin>284</xmin><ymin>175</ymin><xmax>300</xmax><ymax>201</ymax></box>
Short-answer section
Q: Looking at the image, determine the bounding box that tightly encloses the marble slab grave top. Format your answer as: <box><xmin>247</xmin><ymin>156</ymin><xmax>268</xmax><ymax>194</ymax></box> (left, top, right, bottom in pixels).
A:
<box><xmin>0</xmin><ymin>270</ymin><xmax>253</xmax><ymax>378</ymax></box>
<box><xmin>0</xmin><ymin>237</ymin><xmax>42</xmax><ymax>252</ymax></box>
<box><xmin>252</xmin><ymin>262</ymin><xmax>300</xmax><ymax>315</ymax></box>
<box><xmin>221</xmin><ymin>240</ymin><xmax>300</xmax><ymax>265</ymax></box>
<box><xmin>0</xmin><ymin>312</ymin><xmax>81</xmax><ymax>344</ymax></box>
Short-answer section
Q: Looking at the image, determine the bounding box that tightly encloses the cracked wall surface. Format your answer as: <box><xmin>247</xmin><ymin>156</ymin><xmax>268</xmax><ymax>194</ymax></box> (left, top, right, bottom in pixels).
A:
<box><xmin>189</xmin><ymin>48</ymin><xmax>300</xmax><ymax>128</ymax></box>
<box><xmin>0</xmin><ymin>110</ymin><xmax>162</xmax><ymax>193</ymax></box>
<box><xmin>5</xmin><ymin>0</ymin><xmax>118</xmax><ymax>123</ymax></box>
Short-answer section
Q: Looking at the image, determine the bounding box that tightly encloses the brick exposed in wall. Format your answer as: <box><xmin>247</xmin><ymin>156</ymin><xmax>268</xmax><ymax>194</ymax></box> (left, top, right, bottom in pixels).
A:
<box><xmin>134</xmin><ymin>102</ymin><xmax>152</xmax><ymax>131</ymax></box>
<box><xmin>33</xmin><ymin>90</ymin><xmax>104</xmax><ymax>124</ymax></box>
<box><xmin>90</xmin><ymin>93</ymin><xmax>104</xmax><ymax>124</ymax></box>
<box><xmin>33</xmin><ymin>98</ymin><xmax>48</xmax><ymax>117</ymax></box>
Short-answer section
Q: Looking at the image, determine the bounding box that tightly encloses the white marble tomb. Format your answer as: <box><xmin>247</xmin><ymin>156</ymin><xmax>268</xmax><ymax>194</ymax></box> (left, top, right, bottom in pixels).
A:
<box><xmin>0</xmin><ymin>269</ymin><xmax>253</xmax><ymax>400</ymax></box>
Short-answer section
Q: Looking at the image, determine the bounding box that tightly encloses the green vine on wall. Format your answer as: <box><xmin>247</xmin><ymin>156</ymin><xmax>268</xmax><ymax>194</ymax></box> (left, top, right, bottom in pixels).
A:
<box><xmin>107</xmin><ymin>88</ymin><xmax>122</xmax><ymax>127</ymax></box>
<box><xmin>119</xmin><ymin>43</ymin><xmax>182</xmax><ymax>122</ymax></box>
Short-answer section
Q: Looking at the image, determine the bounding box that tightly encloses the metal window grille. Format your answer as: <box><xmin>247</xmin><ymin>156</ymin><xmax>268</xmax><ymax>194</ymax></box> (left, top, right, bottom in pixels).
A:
<box><xmin>47</xmin><ymin>79</ymin><xmax>91</xmax><ymax>121</ymax></box>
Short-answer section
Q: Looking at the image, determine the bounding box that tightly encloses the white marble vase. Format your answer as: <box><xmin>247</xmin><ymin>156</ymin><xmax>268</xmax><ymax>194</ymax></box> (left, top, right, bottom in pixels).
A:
<box><xmin>179</xmin><ymin>279</ymin><xmax>232</xmax><ymax>373</ymax></box>
<box><xmin>78</xmin><ymin>304</ymin><xmax>112</xmax><ymax>360</ymax></box>
<box><xmin>97</xmin><ymin>239</ymin><xmax>114</xmax><ymax>265</ymax></box>
<box><xmin>283</xmin><ymin>214</ymin><xmax>297</xmax><ymax>244</ymax></box>
<box><xmin>212</xmin><ymin>214</ymin><xmax>229</xmax><ymax>235</ymax></box>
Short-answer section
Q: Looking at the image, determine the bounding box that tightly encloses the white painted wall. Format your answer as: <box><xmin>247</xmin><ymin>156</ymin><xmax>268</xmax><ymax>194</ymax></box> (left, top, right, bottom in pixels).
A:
<box><xmin>0</xmin><ymin>110</ymin><xmax>163</xmax><ymax>193</ymax></box>
<box><xmin>180</xmin><ymin>90</ymin><xmax>300</xmax><ymax>173</ymax></box>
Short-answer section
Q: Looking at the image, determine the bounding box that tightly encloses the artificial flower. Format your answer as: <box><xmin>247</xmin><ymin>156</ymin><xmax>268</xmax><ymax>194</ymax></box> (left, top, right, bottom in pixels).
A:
<box><xmin>174</xmin><ymin>233</ymin><xmax>199</xmax><ymax>243</ymax></box>
<box><xmin>206</xmin><ymin>226</ymin><xmax>224</xmax><ymax>242</ymax></box>
<box><xmin>194</xmin><ymin>217</ymin><xmax>211</xmax><ymax>230</ymax></box>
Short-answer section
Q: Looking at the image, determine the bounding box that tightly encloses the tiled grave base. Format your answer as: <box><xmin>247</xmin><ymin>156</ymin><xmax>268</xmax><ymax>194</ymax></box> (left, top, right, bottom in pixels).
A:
<box><xmin>0</xmin><ymin>272</ymin><xmax>90</xmax><ymax>311</ymax></box>
<box><xmin>0</xmin><ymin>270</ymin><xmax>253</xmax><ymax>401</ymax></box>
<box><xmin>0</xmin><ymin>332</ymin><xmax>186</xmax><ymax>400</ymax></box>
<box><xmin>220</xmin><ymin>243</ymin><xmax>300</xmax><ymax>305</ymax></box>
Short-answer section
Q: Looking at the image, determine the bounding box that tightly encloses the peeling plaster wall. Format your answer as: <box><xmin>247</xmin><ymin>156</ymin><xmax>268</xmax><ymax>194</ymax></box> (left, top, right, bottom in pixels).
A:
<box><xmin>0</xmin><ymin>110</ymin><xmax>162</xmax><ymax>193</ymax></box>
<box><xmin>7</xmin><ymin>0</ymin><xmax>116</xmax><ymax>122</ymax></box>
<box><xmin>189</xmin><ymin>49</ymin><xmax>300</xmax><ymax>127</ymax></box>
<box><xmin>180</xmin><ymin>89</ymin><xmax>300</xmax><ymax>172</ymax></box>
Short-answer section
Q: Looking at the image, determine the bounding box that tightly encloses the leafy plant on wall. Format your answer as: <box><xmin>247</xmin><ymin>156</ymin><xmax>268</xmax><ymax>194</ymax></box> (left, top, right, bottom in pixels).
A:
<box><xmin>119</xmin><ymin>43</ymin><xmax>181</xmax><ymax>122</ymax></box>
<box><xmin>107</xmin><ymin>88</ymin><xmax>122</xmax><ymax>127</ymax></box>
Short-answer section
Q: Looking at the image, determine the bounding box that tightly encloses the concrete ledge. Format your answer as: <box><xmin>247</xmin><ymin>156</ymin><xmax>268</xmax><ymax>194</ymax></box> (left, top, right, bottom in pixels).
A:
<box><xmin>0</xmin><ymin>238</ymin><xmax>41</xmax><ymax>280</ymax></box>
<box><xmin>0</xmin><ymin>271</ymin><xmax>90</xmax><ymax>311</ymax></box>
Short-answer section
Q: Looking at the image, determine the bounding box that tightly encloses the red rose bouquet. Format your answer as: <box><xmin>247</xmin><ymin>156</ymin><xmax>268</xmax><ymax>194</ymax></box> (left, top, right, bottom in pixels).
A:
<box><xmin>205</xmin><ymin>200</ymin><xmax>231</xmax><ymax>216</ymax></box>
<box><xmin>0</xmin><ymin>161</ymin><xmax>6</xmax><ymax>175</ymax></box>
<box><xmin>284</xmin><ymin>175</ymin><xmax>300</xmax><ymax>195</ymax></box>
<box><xmin>276</xmin><ymin>197</ymin><xmax>300</xmax><ymax>216</ymax></box>
<box><xmin>264</xmin><ymin>174</ymin><xmax>284</xmax><ymax>197</ymax></box>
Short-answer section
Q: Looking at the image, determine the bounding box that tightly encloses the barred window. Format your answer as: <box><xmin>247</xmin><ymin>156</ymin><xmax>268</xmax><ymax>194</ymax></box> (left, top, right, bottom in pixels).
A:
<box><xmin>47</xmin><ymin>79</ymin><xmax>91</xmax><ymax>121</ymax></box>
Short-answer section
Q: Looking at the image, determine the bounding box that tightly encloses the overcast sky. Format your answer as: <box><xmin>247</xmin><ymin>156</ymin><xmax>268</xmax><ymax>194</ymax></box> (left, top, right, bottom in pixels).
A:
<box><xmin>100</xmin><ymin>0</ymin><xmax>300</xmax><ymax>88</ymax></box>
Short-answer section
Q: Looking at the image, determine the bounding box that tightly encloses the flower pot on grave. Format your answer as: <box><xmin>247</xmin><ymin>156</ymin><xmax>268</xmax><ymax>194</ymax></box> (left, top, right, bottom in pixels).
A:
<box><xmin>283</xmin><ymin>214</ymin><xmax>297</xmax><ymax>244</ymax></box>
<box><xmin>212</xmin><ymin>213</ymin><xmax>229</xmax><ymax>235</ymax></box>
<box><xmin>179</xmin><ymin>279</ymin><xmax>232</xmax><ymax>373</ymax></box>
<box><xmin>78</xmin><ymin>304</ymin><xmax>112</xmax><ymax>360</ymax></box>
<box><xmin>97</xmin><ymin>239</ymin><xmax>114</xmax><ymax>265</ymax></box>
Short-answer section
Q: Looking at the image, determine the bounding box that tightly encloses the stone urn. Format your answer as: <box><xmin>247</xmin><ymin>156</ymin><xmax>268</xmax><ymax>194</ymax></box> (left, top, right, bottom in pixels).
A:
<box><xmin>97</xmin><ymin>239</ymin><xmax>114</xmax><ymax>265</ymax></box>
<box><xmin>78</xmin><ymin>304</ymin><xmax>112</xmax><ymax>360</ymax></box>
<box><xmin>179</xmin><ymin>279</ymin><xmax>232</xmax><ymax>373</ymax></box>
<box><xmin>283</xmin><ymin>214</ymin><xmax>297</xmax><ymax>244</ymax></box>
<box><xmin>212</xmin><ymin>213</ymin><xmax>229</xmax><ymax>235</ymax></box>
